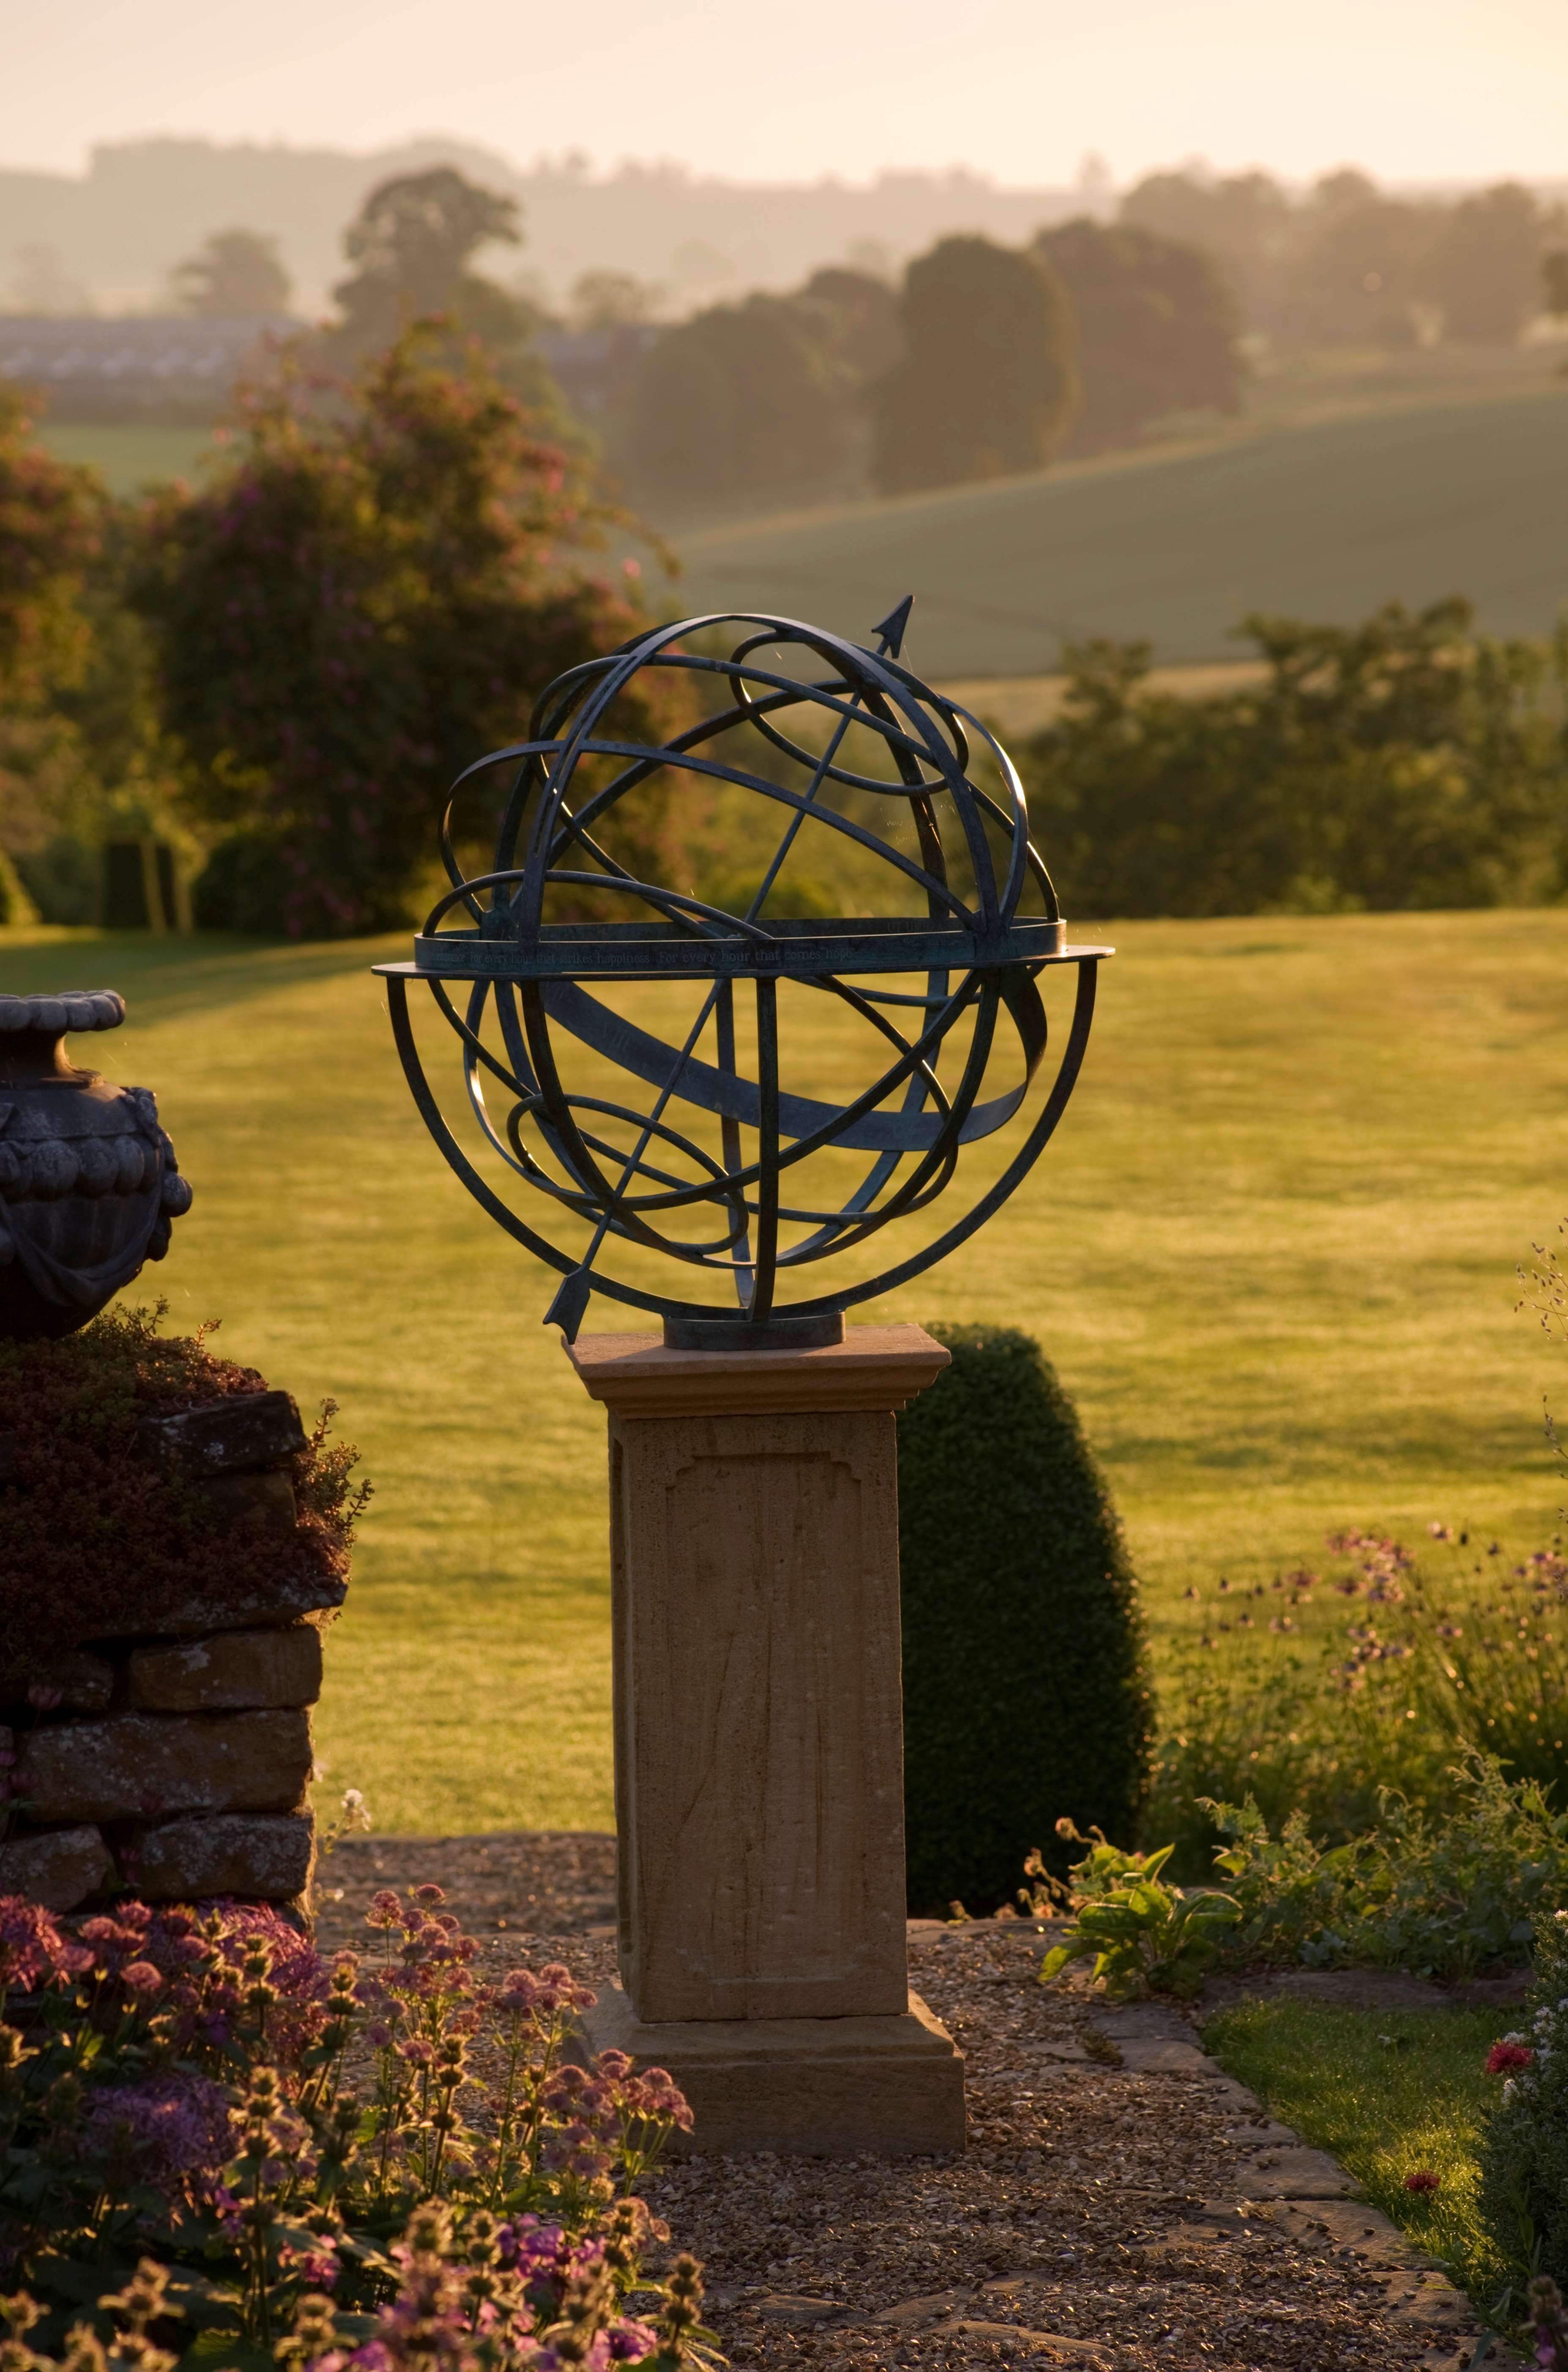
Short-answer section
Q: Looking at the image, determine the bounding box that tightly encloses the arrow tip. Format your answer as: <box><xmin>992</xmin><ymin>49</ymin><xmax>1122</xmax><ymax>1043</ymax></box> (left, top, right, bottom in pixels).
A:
<box><xmin>545</xmin><ymin>1267</ymin><xmax>594</xmax><ymax>1342</ymax></box>
<box><xmin>871</xmin><ymin>594</ymin><xmax>914</xmax><ymax>659</ymax></box>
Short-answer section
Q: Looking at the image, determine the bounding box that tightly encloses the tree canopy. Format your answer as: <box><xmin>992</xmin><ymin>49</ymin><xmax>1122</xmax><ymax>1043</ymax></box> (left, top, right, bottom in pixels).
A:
<box><xmin>1416</xmin><ymin>182</ymin><xmax>1546</xmax><ymax>342</ymax></box>
<box><xmin>334</xmin><ymin>166</ymin><xmax>521</xmax><ymax>337</ymax></box>
<box><xmin>1033</xmin><ymin>216</ymin><xmax>1243</xmax><ymax>452</ymax></box>
<box><xmin>131</xmin><ymin>329</ymin><xmax>662</xmax><ymax>936</ymax></box>
<box><xmin>172</xmin><ymin>229</ymin><xmax>293</xmax><ymax>318</ymax></box>
<box><xmin>871</xmin><ymin>235</ymin><xmax>1076</xmax><ymax>496</ymax></box>
<box><xmin>625</xmin><ymin>292</ymin><xmax>851</xmax><ymax>501</ymax></box>
<box><xmin>0</xmin><ymin>386</ymin><xmax>101</xmax><ymax>710</ymax></box>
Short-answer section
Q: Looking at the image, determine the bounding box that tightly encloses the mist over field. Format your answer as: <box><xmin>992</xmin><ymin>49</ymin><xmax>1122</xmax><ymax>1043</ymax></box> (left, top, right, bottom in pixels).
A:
<box><xmin>3</xmin><ymin>133</ymin><xmax>1567</xmax><ymax>320</ymax></box>
<box><xmin>0</xmin><ymin>137</ymin><xmax>1101</xmax><ymax>317</ymax></box>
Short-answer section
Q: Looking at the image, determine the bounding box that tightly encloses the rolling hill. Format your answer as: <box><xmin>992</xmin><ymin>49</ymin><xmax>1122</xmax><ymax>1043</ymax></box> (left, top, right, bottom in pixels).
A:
<box><xmin>654</xmin><ymin>386</ymin><xmax>1568</xmax><ymax>676</ymax></box>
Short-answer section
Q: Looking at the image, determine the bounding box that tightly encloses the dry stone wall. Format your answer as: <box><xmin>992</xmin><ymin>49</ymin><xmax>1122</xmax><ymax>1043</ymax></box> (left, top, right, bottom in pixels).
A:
<box><xmin>0</xmin><ymin>1389</ymin><xmax>341</xmax><ymax>1915</ymax></box>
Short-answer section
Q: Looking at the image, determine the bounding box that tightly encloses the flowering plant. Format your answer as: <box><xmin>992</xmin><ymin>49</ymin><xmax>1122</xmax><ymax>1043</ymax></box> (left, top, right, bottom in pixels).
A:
<box><xmin>1480</xmin><ymin>1905</ymin><xmax>1568</xmax><ymax>2302</ymax></box>
<box><xmin>0</xmin><ymin>1887</ymin><xmax>706</xmax><ymax>2368</ymax></box>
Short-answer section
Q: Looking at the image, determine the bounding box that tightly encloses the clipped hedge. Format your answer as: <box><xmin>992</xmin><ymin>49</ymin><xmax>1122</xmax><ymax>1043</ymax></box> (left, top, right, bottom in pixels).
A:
<box><xmin>897</xmin><ymin>1322</ymin><xmax>1152</xmax><ymax>1915</ymax></box>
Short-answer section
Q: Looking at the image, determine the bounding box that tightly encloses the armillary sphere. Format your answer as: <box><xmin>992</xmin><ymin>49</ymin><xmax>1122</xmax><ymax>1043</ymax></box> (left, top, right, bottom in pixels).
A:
<box><xmin>375</xmin><ymin>599</ymin><xmax>1112</xmax><ymax>1349</ymax></box>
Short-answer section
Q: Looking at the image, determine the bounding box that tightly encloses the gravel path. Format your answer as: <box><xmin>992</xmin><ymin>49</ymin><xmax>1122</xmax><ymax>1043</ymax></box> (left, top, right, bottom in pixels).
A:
<box><xmin>314</xmin><ymin>1832</ymin><xmax>1494</xmax><ymax>2371</ymax></box>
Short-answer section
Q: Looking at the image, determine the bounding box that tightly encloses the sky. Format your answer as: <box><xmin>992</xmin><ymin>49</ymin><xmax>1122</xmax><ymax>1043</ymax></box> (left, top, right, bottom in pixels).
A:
<box><xmin>3</xmin><ymin>0</ymin><xmax>1565</xmax><ymax>188</ymax></box>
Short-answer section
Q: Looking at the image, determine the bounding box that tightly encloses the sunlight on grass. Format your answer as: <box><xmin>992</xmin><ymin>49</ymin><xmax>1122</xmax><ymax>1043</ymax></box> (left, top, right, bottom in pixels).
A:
<box><xmin>1204</xmin><ymin>1999</ymin><xmax>1507</xmax><ymax>2299</ymax></box>
<box><xmin>4</xmin><ymin>909</ymin><xmax>1567</xmax><ymax>1830</ymax></box>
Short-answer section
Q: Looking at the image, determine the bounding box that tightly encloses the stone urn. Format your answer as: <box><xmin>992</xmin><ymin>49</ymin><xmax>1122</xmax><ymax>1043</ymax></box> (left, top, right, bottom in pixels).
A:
<box><xmin>0</xmin><ymin>990</ymin><xmax>193</xmax><ymax>1340</ymax></box>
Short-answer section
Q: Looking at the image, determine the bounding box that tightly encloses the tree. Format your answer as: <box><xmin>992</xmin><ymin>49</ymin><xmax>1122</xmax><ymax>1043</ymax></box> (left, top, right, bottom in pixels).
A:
<box><xmin>172</xmin><ymin>228</ymin><xmax>292</xmax><ymax>317</ymax></box>
<box><xmin>1033</xmin><ymin>216</ymin><xmax>1243</xmax><ymax>453</ymax></box>
<box><xmin>1544</xmin><ymin>249</ymin><xmax>1568</xmax><ymax>319</ymax></box>
<box><xmin>870</xmin><ymin>235</ymin><xmax>1076</xmax><ymax>496</ymax></box>
<box><xmin>0</xmin><ymin>393</ymin><xmax>184</xmax><ymax>923</ymax></box>
<box><xmin>334</xmin><ymin>166</ymin><xmax>522</xmax><ymax>340</ymax></box>
<box><xmin>1281</xmin><ymin>194</ymin><xmax>1439</xmax><ymax>345</ymax></box>
<box><xmin>1119</xmin><ymin>168</ymin><xmax>1292</xmax><ymax>323</ymax></box>
<box><xmin>323</xmin><ymin>165</ymin><xmax>567</xmax><ymax>429</ymax></box>
<box><xmin>1416</xmin><ymin>181</ymin><xmax>1546</xmax><ymax>342</ymax></box>
<box><xmin>0</xmin><ymin>386</ymin><xmax>100</xmax><ymax>710</ymax></box>
<box><xmin>570</xmin><ymin>270</ymin><xmax>663</xmax><ymax>328</ymax></box>
<box><xmin>794</xmin><ymin>265</ymin><xmax>901</xmax><ymax>384</ymax></box>
<box><xmin>625</xmin><ymin>293</ymin><xmax>851</xmax><ymax>500</ymax></box>
<box><xmin>131</xmin><ymin>328</ymin><xmax>670</xmax><ymax>937</ymax></box>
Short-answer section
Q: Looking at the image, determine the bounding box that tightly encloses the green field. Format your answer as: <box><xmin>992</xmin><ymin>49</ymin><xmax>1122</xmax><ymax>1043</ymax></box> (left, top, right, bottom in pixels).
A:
<box><xmin>38</xmin><ymin>422</ymin><xmax>220</xmax><ymax>496</ymax></box>
<box><xmin>38</xmin><ymin>377</ymin><xmax>1568</xmax><ymax>677</ymax></box>
<box><xmin>4</xmin><ymin>912</ymin><xmax>1567</xmax><ymax>1835</ymax></box>
<box><xmin>656</xmin><ymin>387</ymin><xmax>1568</xmax><ymax>674</ymax></box>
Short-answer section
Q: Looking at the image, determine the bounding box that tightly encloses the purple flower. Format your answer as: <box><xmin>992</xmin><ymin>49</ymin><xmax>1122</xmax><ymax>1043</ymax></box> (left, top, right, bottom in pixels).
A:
<box><xmin>82</xmin><ymin>2072</ymin><xmax>233</xmax><ymax>2208</ymax></box>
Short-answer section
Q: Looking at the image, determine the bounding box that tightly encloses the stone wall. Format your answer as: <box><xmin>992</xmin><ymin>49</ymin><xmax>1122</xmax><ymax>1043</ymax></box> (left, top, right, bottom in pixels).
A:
<box><xmin>0</xmin><ymin>1390</ymin><xmax>345</xmax><ymax>1916</ymax></box>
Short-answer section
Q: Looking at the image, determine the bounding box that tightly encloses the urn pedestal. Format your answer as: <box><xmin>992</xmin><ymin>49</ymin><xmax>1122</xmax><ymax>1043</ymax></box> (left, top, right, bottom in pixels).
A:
<box><xmin>566</xmin><ymin>1326</ymin><xmax>966</xmax><ymax>2157</ymax></box>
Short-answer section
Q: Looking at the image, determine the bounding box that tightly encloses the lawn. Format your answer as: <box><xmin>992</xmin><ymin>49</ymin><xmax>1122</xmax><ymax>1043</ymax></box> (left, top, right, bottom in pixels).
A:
<box><xmin>1204</xmin><ymin>1997</ymin><xmax>1508</xmax><ymax>2301</ymax></box>
<box><xmin>5</xmin><ymin>909</ymin><xmax>1567</xmax><ymax>1835</ymax></box>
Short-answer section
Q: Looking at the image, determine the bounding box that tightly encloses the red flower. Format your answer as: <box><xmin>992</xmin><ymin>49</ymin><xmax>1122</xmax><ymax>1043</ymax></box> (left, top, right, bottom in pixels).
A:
<box><xmin>1404</xmin><ymin>2169</ymin><xmax>1442</xmax><ymax>2194</ymax></box>
<box><xmin>1487</xmin><ymin>2041</ymin><xmax>1535</xmax><ymax>2074</ymax></box>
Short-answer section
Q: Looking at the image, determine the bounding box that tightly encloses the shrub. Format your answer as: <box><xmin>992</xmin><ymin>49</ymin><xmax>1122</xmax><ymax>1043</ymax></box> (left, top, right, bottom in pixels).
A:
<box><xmin>1207</xmin><ymin>1753</ymin><xmax>1568</xmax><ymax>1978</ymax></box>
<box><xmin>1036</xmin><ymin>1754</ymin><xmax>1566</xmax><ymax>1996</ymax></box>
<box><xmin>191</xmin><ymin>827</ymin><xmax>300</xmax><ymax>934</ymax></box>
<box><xmin>0</xmin><ymin>1304</ymin><xmax>366</xmax><ymax>1692</ymax></box>
<box><xmin>0</xmin><ymin>1886</ymin><xmax>708</xmax><ymax>2368</ymax></box>
<box><xmin>896</xmin><ymin>1323</ymin><xmax>1152</xmax><ymax>1915</ymax></box>
<box><xmin>1018</xmin><ymin>600</ymin><xmax>1568</xmax><ymax>919</ymax></box>
<box><xmin>1479</xmin><ymin>1902</ymin><xmax>1568</xmax><ymax>2294</ymax></box>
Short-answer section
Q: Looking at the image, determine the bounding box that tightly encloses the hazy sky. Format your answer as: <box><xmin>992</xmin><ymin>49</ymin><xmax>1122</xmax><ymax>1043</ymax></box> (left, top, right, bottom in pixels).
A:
<box><xmin>5</xmin><ymin>0</ymin><xmax>1564</xmax><ymax>186</ymax></box>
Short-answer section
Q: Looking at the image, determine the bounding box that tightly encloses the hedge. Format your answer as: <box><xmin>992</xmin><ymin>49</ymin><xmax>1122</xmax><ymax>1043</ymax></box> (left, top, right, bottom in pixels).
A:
<box><xmin>897</xmin><ymin>1322</ymin><xmax>1153</xmax><ymax>1915</ymax></box>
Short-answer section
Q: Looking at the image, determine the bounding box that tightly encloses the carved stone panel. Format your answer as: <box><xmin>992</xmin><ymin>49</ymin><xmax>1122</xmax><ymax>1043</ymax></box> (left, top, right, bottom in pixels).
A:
<box><xmin>612</xmin><ymin>1407</ymin><xmax>909</xmax><ymax>2024</ymax></box>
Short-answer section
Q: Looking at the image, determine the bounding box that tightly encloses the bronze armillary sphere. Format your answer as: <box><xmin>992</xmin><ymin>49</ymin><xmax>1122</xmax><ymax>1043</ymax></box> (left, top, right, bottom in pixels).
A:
<box><xmin>377</xmin><ymin>602</ymin><xmax>1111</xmax><ymax>1349</ymax></box>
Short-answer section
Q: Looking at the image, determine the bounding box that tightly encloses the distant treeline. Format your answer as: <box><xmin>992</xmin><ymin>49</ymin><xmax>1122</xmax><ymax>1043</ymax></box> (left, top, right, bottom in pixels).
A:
<box><xmin>5</xmin><ymin>164</ymin><xmax>1568</xmax><ymax>941</ymax></box>
<box><xmin>12</xmin><ymin>155</ymin><xmax>1568</xmax><ymax>510</ymax></box>
<box><xmin>614</xmin><ymin>173</ymin><xmax>1567</xmax><ymax>505</ymax></box>
<box><xmin>621</xmin><ymin>220</ymin><xmax>1245</xmax><ymax>503</ymax></box>
<box><xmin>1018</xmin><ymin>600</ymin><xmax>1568</xmax><ymax>920</ymax></box>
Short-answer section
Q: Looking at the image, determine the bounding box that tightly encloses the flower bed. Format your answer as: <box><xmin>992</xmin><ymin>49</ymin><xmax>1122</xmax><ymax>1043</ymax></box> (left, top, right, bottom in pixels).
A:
<box><xmin>0</xmin><ymin>1884</ymin><xmax>711</xmax><ymax>2369</ymax></box>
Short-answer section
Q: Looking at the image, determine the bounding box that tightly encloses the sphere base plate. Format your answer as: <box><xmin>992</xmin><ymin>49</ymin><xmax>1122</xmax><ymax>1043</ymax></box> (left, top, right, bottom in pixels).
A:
<box><xmin>662</xmin><ymin>1311</ymin><xmax>845</xmax><ymax>1354</ymax></box>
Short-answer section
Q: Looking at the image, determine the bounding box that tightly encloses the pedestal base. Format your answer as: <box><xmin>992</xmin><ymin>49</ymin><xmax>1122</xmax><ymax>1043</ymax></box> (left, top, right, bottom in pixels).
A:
<box><xmin>577</xmin><ymin>1984</ymin><xmax>966</xmax><ymax>2158</ymax></box>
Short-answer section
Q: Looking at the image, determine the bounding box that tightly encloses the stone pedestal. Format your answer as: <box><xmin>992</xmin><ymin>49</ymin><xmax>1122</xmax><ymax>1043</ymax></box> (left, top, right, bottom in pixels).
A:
<box><xmin>565</xmin><ymin>1325</ymin><xmax>965</xmax><ymax>2156</ymax></box>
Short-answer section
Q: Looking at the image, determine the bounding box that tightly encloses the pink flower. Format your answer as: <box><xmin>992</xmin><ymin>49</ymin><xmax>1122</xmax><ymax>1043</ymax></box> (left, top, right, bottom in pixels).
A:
<box><xmin>1404</xmin><ymin>2169</ymin><xmax>1441</xmax><ymax>2194</ymax></box>
<box><xmin>120</xmin><ymin>1960</ymin><xmax>164</xmax><ymax>1995</ymax></box>
<box><xmin>1488</xmin><ymin>2041</ymin><xmax>1535</xmax><ymax>2074</ymax></box>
